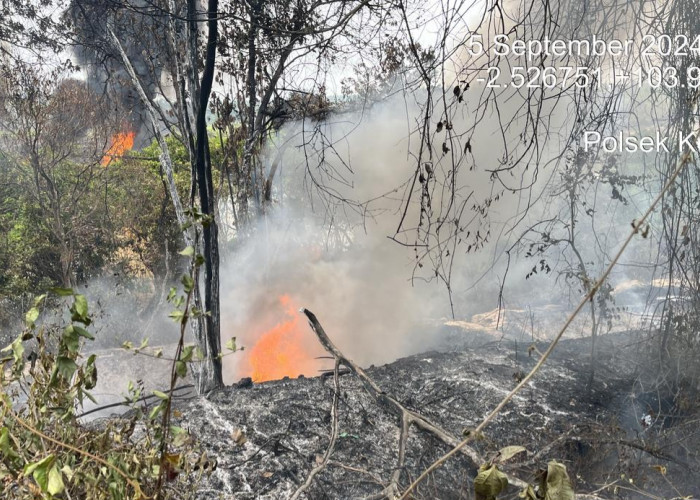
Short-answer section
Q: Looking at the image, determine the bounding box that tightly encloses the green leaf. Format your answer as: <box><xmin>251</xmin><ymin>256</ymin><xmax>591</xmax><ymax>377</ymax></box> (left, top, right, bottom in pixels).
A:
<box><xmin>544</xmin><ymin>461</ymin><xmax>574</xmax><ymax>500</ymax></box>
<box><xmin>24</xmin><ymin>454</ymin><xmax>55</xmax><ymax>492</ymax></box>
<box><xmin>153</xmin><ymin>390</ymin><xmax>169</xmax><ymax>400</ymax></box>
<box><xmin>12</xmin><ymin>337</ymin><xmax>25</xmax><ymax>363</ymax></box>
<box><xmin>181</xmin><ymin>345</ymin><xmax>194</xmax><ymax>363</ymax></box>
<box><xmin>33</xmin><ymin>294</ymin><xmax>47</xmax><ymax>307</ymax></box>
<box><xmin>497</xmin><ymin>445</ymin><xmax>527</xmax><ymax>463</ymax></box>
<box><xmin>71</xmin><ymin>294</ymin><xmax>90</xmax><ymax>325</ymax></box>
<box><xmin>73</xmin><ymin>325</ymin><xmax>94</xmax><ymax>340</ymax></box>
<box><xmin>50</xmin><ymin>287</ymin><xmax>74</xmax><ymax>296</ymax></box>
<box><xmin>56</xmin><ymin>357</ymin><xmax>78</xmax><ymax>380</ymax></box>
<box><xmin>194</xmin><ymin>254</ymin><xmax>205</xmax><ymax>267</ymax></box>
<box><xmin>167</xmin><ymin>287</ymin><xmax>177</xmax><ymax>302</ymax></box>
<box><xmin>61</xmin><ymin>464</ymin><xmax>74</xmax><ymax>482</ymax></box>
<box><xmin>149</xmin><ymin>404</ymin><xmax>163</xmax><ymax>420</ymax></box>
<box><xmin>169</xmin><ymin>310</ymin><xmax>185</xmax><ymax>323</ymax></box>
<box><xmin>74</xmin><ymin>294</ymin><xmax>88</xmax><ymax>317</ymax></box>
<box><xmin>474</xmin><ymin>464</ymin><xmax>508</xmax><ymax>500</ymax></box>
<box><xmin>179</xmin><ymin>246</ymin><xmax>194</xmax><ymax>257</ymax></box>
<box><xmin>84</xmin><ymin>354</ymin><xmax>97</xmax><ymax>390</ymax></box>
<box><xmin>225</xmin><ymin>337</ymin><xmax>237</xmax><ymax>352</ymax></box>
<box><xmin>63</xmin><ymin>325</ymin><xmax>80</xmax><ymax>353</ymax></box>
<box><xmin>1</xmin><ymin>337</ymin><xmax>25</xmax><ymax>364</ymax></box>
<box><xmin>171</xmin><ymin>426</ymin><xmax>187</xmax><ymax>446</ymax></box>
<box><xmin>25</xmin><ymin>307</ymin><xmax>39</xmax><ymax>327</ymax></box>
<box><xmin>181</xmin><ymin>274</ymin><xmax>194</xmax><ymax>292</ymax></box>
<box><xmin>47</xmin><ymin>464</ymin><xmax>64</xmax><ymax>495</ymax></box>
<box><xmin>0</xmin><ymin>428</ymin><xmax>19</xmax><ymax>460</ymax></box>
<box><xmin>175</xmin><ymin>361</ymin><xmax>187</xmax><ymax>378</ymax></box>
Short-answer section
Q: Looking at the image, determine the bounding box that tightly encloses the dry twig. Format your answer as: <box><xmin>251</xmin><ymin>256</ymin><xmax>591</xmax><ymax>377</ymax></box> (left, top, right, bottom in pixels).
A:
<box><xmin>289</xmin><ymin>358</ymin><xmax>341</xmax><ymax>500</ymax></box>
<box><xmin>301</xmin><ymin>308</ymin><xmax>530</xmax><ymax>498</ymax></box>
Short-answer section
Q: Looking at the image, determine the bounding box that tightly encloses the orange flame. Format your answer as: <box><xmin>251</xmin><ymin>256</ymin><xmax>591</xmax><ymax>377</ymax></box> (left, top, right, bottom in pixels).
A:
<box><xmin>102</xmin><ymin>131</ymin><xmax>135</xmax><ymax>166</ymax></box>
<box><xmin>249</xmin><ymin>295</ymin><xmax>321</xmax><ymax>382</ymax></box>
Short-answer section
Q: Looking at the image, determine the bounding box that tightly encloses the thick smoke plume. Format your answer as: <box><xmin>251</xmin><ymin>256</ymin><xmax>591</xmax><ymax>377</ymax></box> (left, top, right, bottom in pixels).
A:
<box><xmin>67</xmin><ymin>0</ymin><xmax>170</xmax><ymax>143</ymax></box>
<box><xmin>217</xmin><ymin>73</ymin><xmax>662</xmax><ymax>382</ymax></box>
<box><xmin>218</xmin><ymin>92</ymin><xmax>560</xmax><ymax>382</ymax></box>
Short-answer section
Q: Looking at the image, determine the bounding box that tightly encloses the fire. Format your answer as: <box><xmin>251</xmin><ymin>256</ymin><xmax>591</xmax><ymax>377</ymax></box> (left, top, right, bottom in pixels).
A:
<box><xmin>249</xmin><ymin>295</ymin><xmax>322</xmax><ymax>382</ymax></box>
<box><xmin>101</xmin><ymin>131</ymin><xmax>135</xmax><ymax>166</ymax></box>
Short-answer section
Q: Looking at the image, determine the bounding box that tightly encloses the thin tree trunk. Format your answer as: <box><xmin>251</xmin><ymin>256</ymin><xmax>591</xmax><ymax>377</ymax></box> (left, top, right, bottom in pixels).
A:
<box><xmin>243</xmin><ymin>1</ymin><xmax>261</xmax><ymax>213</ymax></box>
<box><xmin>109</xmin><ymin>28</ymin><xmax>215</xmax><ymax>392</ymax></box>
<box><xmin>192</xmin><ymin>0</ymin><xmax>223</xmax><ymax>392</ymax></box>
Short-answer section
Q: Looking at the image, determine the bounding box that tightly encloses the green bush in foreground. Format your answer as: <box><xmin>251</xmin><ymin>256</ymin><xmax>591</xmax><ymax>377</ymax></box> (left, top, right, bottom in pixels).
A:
<box><xmin>0</xmin><ymin>254</ymin><xmax>209</xmax><ymax>499</ymax></box>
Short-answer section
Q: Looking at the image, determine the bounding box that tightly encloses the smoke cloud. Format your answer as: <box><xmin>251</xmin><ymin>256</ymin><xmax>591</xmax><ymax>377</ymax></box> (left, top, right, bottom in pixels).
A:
<box><xmin>218</xmin><ymin>88</ymin><xmax>567</xmax><ymax>382</ymax></box>
<box><xmin>67</xmin><ymin>0</ymin><xmax>170</xmax><ymax>143</ymax></box>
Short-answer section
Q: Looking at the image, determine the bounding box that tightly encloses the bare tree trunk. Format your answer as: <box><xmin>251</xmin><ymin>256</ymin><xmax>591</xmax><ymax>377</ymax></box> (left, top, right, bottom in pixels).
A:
<box><xmin>191</xmin><ymin>0</ymin><xmax>223</xmax><ymax>392</ymax></box>
<box><xmin>59</xmin><ymin>242</ymin><xmax>74</xmax><ymax>288</ymax></box>
<box><xmin>109</xmin><ymin>28</ymin><xmax>217</xmax><ymax>392</ymax></box>
<box><xmin>243</xmin><ymin>0</ymin><xmax>261</xmax><ymax>214</ymax></box>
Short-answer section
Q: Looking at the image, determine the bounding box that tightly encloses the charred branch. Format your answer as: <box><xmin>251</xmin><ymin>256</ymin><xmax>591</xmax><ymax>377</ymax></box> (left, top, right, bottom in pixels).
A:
<box><xmin>301</xmin><ymin>308</ymin><xmax>530</xmax><ymax>495</ymax></box>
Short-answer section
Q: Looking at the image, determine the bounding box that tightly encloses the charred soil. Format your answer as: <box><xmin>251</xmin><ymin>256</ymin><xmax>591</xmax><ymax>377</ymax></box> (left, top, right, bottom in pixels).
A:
<box><xmin>173</xmin><ymin>331</ymin><xmax>699</xmax><ymax>499</ymax></box>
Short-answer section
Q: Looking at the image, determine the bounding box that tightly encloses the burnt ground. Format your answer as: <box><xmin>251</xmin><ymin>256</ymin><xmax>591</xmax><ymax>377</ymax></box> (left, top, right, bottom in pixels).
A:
<box><xmin>168</xmin><ymin>329</ymin><xmax>700</xmax><ymax>500</ymax></box>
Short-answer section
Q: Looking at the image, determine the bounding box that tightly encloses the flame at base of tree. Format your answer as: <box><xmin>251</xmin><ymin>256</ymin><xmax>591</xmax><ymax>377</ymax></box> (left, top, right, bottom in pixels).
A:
<box><xmin>101</xmin><ymin>131</ymin><xmax>135</xmax><ymax>166</ymax></box>
<box><xmin>249</xmin><ymin>295</ymin><xmax>321</xmax><ymax>382</ymax></box>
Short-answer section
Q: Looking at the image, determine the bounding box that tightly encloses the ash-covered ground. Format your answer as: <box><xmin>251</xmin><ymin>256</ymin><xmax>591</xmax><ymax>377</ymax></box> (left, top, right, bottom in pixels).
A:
<box><xmin>167</xmin><ymin>329</ymin><xmax>699</xmax><ymax>500</ymax></box>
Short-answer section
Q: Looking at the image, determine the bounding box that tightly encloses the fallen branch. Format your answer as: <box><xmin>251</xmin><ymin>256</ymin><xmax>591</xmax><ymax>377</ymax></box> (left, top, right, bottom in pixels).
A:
<box><xmin>302</xmin><ymin>309</ymin><xmax>611</xmax><ymax>500</ymax></box>
<box><xmin>520</xmin><ymin>430</ymin><xmax>690</xmax><ymax>471</ymax></box>
<box><xmin>301</xmin><ymin>308</ymin><xmax>529</xmax><ymax>495</ymax></box>
<box><xmin>289</xmin><ymin>358</ymin><xmax>341</xmax><ymax>500</ymax></box>
<box><xmin>361</xmin><ymin>412</ymin><xmax>410</xmax><ymax>500</ymax></box>
<box><xmin>76</xmin><ymin>384</ymin><xmax>195</xmax><ymax>419</ymax></box>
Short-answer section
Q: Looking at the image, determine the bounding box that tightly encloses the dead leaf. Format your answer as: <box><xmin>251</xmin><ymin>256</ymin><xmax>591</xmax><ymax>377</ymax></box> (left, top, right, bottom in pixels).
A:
<box><xmin>164</xmin><ymin>453</ymin><xmax>180</xmax><ymax>482</ymax></box>
<box><xmin>231</xmin><ymin>428</ymin><xmax>247</xmax><ymax>446</ymax></box>
<box><xmin>497</xmin><ymin>445</ymin><xmax>527</xmax><ymax>462</ymax></box>
<box><xmin>474</xmin><ymin>464</ymin><xmax>508</xmax><ymax>500</ymax></box>
<box><xmin>651</xmin><ymin>465</ymin><xmax>667</xmax><ymax>475</ymax></box>
<box><xmin>543</xmin><ymin>461</ymin><xmax>574</xmax><ymax>500</ymax></box>
<box><xmin>519</xmin><ymin>485</ymin><xmax>537</xmax><ymax>500</ymax></box>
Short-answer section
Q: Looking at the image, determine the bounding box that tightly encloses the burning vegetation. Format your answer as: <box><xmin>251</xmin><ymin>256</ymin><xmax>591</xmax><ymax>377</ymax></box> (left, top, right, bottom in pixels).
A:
<box><xmin>101</xmin><ymin>131</ymin><xmax>135</xmax><ymax>166</ymax></box>
<box><xmin>246</xmin><ymin>295</ymin><xmax>323</xmax><ymax>382</ymax></box>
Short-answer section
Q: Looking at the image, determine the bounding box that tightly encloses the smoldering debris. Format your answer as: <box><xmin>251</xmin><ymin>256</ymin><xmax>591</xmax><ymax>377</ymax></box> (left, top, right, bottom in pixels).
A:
<box><xmin>174</xmin><ymin>331</ymin><xmax>699</xmax><ymax>500</ymax></box>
